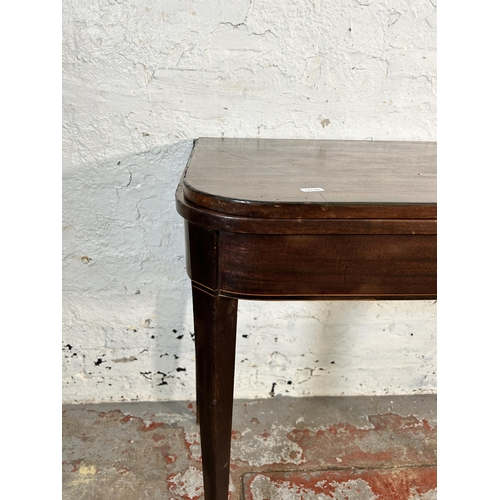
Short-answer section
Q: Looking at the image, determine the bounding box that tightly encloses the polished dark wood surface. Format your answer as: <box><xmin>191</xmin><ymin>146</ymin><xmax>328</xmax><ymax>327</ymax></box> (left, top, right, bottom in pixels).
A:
<box><xmin>176</xmin><ymin>138</ymin><xmax>437</xmax><ymax>500</ymax></box>
<box><xmin>191</xmin><ymin>286</ymin><xmax>237</xmax><ymax>500</ymax></box>
<box><xmin>183</xmin><ymin>138</ymin><xmax>436</xmax><ymax>219</ymax></box>
<box><xmin>177</xmin><ymin>185</ymin><xmax>437</xmax><ymax>235</ymax></box>
<box><xmin>219</xmin><ymin>233</ymin><xmax>436</xmax><ymax>300</ymax></box>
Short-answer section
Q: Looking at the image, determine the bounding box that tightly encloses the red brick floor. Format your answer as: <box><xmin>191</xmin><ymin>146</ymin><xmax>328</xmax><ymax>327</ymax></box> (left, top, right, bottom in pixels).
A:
<box><xmin>62</xmin><ymin>395</ymin><xmax>436</xmax><ymax>499</ymax></box>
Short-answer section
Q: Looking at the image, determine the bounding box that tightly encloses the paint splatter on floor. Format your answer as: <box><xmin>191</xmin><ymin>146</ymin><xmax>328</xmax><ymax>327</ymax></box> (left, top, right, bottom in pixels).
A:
<box><xmin>244</xmin><ymin>468</ymin><xmax>437</xmax><ymax>500</ymax></box>
<box><xmin>167</xmin><ymin>467</ymin><xmax>204</xmax><ymax>499</ymax></box>
<box><xmin>62</xmin><ymin>395</ymin><xmax>436</xmax><ymax>500</ymax></box>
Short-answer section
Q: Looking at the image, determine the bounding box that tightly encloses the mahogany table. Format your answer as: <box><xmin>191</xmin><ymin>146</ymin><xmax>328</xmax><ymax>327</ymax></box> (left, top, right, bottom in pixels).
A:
<box><xmin>175</xmin><ymin>137</ymin><xmax>437</xmax><ymax>500</ymax></box>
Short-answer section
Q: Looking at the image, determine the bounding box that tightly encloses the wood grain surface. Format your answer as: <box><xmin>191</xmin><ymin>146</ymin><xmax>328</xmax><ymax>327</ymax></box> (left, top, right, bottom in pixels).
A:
<box><xmin>219</xmin><ymin>232</ymin><xmax>437</xmax><ymax>299</ymax></box>
<box><xmin>183</xmin><ymin>138</ymin><xmax>436</xmax><ymax>219</ymax></box>
<box><xmin>191</xmin><ymin>285</ymin><xmax>238</xmax><ymax>500</ymax></box>
<box><xmin>177</xmin><ymin>185</ymin><xmax>436</xmax><ymax>235</ymax></box>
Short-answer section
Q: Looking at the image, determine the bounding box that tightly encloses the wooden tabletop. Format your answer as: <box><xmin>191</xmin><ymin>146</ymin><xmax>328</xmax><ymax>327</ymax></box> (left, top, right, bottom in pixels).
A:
<box><xmin>182</xmin><ymin>138</ymin><xmax>437</xmax><ymax>220</ymax></box>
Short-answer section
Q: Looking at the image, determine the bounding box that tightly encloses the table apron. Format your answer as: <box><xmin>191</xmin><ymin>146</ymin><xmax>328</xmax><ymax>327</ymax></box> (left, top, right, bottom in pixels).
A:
<box><xmin>219</xmin><ymin>232</ymin><xmax>436</xmax><ymax>299</ymax></box>
<box><xmin>185</xmin><ymin>222</ymin><xmax>436</xmax><ymax>300</ymax></box>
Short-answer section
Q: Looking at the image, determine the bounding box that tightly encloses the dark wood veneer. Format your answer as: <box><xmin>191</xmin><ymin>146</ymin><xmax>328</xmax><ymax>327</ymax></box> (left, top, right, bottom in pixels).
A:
<box><xmin>176</xmin><ymin>137</ymin><xmax>437</xmax><ymax>500</ymax></box>
<box><xmin>219</xmin><ymin>232</ymin><xmax>436</xmax><ymax>299</ymax></box>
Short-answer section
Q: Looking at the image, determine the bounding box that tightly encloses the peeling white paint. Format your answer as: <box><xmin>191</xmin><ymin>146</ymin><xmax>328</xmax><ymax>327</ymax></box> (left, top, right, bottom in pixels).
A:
<box><xmin>167</xmin><ymin>466</ymin><xmax>204</xmax><ymax>499</ymax></box>
<box><xmin>62</xmin><ymin>0</ymin><xmax>436</xmax><ymax>403</ymax></box>
<box><xmin>249</xmin><ymin>475</ymin><xmax>377</xmax><ymax>500</ymax></box>
<box><xmin>232</xmin><ymin>424</ymin><xmax>305</xmax><ymax>466</ymax></box>
<box><xmin>184</xmin><ymin>431</ymin><xmax>202</xmax><ymax>462</ymax></box>
<box><xmin>408</xmin><ymin>486</ymin><xmax>438</xmax><ymax>500</ymax></box>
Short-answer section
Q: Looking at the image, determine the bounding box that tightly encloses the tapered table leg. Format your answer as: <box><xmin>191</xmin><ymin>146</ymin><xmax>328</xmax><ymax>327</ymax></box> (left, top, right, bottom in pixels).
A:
<box><xmin>192</xmin><ymin>285</ymin><xmax>238</xmax><ymax>500</ymax></box>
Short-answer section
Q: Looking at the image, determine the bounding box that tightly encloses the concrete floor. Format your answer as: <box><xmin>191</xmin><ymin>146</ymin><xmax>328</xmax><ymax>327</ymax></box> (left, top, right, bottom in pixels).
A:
<box><xmin>62</xmin><ymin>395</ymin><xmax>436</xmax><ymax>499</ymax></box>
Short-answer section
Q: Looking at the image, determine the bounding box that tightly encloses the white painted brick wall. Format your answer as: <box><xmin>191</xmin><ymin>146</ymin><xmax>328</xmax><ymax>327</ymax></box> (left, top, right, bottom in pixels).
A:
<box><xmin>62</xmin><ymin>0</ymin><xmax>437</xmax><ymax>403</ymax></box>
